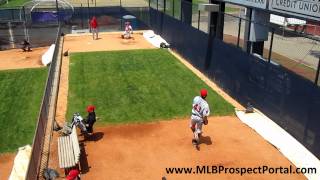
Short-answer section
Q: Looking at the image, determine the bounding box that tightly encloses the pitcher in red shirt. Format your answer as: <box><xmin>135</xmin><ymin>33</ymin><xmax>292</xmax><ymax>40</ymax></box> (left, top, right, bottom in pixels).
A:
<box><xmin>90</xmin><ymin>16</ymin><xmax>98</xmax><ymax>40</ymax></box>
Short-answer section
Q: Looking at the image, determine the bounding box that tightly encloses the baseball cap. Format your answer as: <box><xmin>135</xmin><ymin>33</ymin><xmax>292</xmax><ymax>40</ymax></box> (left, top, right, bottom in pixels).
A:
<box><xmin>200</xmin><ymin>89</ymin><xmax>207</xmax><ymax>98</ymax></box>
<box><xmin>86</xmin><ymin>105</ymin><xmax>95</xmax><ymax>113</ymax></box>
<box><xmin>66</xmin><ymin>169</ymin><xmax>79</xmax><ymax>180</ymax></box>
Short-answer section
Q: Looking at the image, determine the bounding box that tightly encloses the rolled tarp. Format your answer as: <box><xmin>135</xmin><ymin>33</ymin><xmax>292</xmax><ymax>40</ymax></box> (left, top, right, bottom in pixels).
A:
<box><xmin>42</xmin><ymin>44</ymin><xmax>55</xmax><ymax>66</ymax></box>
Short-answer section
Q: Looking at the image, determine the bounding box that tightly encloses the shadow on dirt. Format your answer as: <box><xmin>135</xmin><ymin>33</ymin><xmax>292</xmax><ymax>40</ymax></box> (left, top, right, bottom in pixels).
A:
<box><xmin>200</xmin><ymin>136</ymin><xmax>212</xmax><ymax>145</ymax></box>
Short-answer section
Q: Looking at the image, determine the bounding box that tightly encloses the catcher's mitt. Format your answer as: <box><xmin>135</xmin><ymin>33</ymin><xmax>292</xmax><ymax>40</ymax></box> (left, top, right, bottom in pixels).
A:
<box><xmin>203</xmin><ymin>119</ymin><xmax>208</xmax><ymax>125</ymax></box>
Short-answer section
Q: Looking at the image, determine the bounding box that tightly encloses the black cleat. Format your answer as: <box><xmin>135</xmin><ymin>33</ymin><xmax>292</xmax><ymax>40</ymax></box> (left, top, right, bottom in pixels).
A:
<box><xmin>192</xmin><ymin>139</ymin><xmax>197</xmax><ymax>145</ymax></box>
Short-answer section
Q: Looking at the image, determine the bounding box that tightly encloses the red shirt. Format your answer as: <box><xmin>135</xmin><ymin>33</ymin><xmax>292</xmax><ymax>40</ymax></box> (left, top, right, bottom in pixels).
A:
<box><xmin>90</xmin><ymin>18</ymin><xmax>98</xmax><ymax>28</ymax></box>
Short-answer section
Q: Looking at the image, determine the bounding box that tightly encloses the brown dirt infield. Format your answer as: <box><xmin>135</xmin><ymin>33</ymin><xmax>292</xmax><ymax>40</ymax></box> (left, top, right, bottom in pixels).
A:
<box><xmin>63</xmin><ymin>32</ymin><xmax>155</xmax><ymax>53</ymax></box>
<box><xmin>0</xmin><ymin>153</ymin><xmax>15</xmax><ymax>180</ymax></box>
<box><xmin>78</xmin><ymin>117</ymin><xmax>304</xmax><ymax>179</ymax></box>
<box><xmin>0</xmin><ymin>47</ymin><xmax>49</xmax><ymax>70</ymax></box>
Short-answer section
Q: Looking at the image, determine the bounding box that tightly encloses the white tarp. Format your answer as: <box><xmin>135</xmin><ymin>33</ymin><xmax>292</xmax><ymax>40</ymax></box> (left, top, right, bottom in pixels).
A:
<box><xmin>235</xmin><ymin>109</ymin><xmax>320</xmax><ymax>180</ymax></box>
<box><xmin>270</xmin><ymin>14</ymin><xmax>306</xmax><ymax>26</ymax></box>
<box><xmin>8</xmin><ymin>145</ymin><xmax>32</xmax><ymax>180</ymax></box>
<box><xmin>41</xmin><ymin>44</ymin><xmax>55</xmax><ymax>66</ymax></box>
<box><xmin>143</xmin><ymin>30</ymin><xmax>169</xmax><ymax>48</ymax></box>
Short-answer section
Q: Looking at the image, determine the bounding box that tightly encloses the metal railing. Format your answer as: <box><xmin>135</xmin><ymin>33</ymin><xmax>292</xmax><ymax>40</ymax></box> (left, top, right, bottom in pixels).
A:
<box><xmin>25</xmin><ymin>25</ymin><xmax>61</xmax><ymax>180</ymax></box>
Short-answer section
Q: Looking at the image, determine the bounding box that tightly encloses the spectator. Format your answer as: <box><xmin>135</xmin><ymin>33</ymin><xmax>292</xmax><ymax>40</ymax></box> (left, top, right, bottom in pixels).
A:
<box><xmin>90</xmin><ymin>16</ymin><xmax>98</xmax><ymax>40</ymax></box>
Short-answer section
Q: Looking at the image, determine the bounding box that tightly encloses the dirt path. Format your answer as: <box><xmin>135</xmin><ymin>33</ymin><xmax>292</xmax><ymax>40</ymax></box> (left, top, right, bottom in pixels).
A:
<box><xmin>0</xmin><ymin>47</ymin><xmax>49</xmax><ymax>70</ymax></box>
<box><xmin>78</xmin><ymin>117</ymin><xmax>304</xmax><ymax>180</ymax></box>
<box><xmin>0</xmin><ymin>153</ymin><xmax>15</xmax><ymax>179</ymax></box>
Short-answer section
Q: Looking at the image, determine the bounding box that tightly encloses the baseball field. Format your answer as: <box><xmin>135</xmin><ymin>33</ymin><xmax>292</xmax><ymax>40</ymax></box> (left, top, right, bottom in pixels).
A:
<box><xmin>42</xmin><ymin>33</ymin><xmax>307</xmax><ymax>179</ymax></box>
<box><xmin>0</xmin><ymin>68</ymin><xmax>47</xmax><ymax>153</ymax></box>
<box><xmin>0</xmin><ymin>32</ymin><xmax>307</xmax><ymax>180</ymax></box>
<box><xmin>0</xmin><ymin>48</ymin><xmax>49</xmax><ymax>179</ymax></box>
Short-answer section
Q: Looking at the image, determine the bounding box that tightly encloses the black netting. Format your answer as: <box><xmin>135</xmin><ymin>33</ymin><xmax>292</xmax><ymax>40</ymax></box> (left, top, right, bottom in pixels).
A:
<box><xmin>148</xmin><ymin>7</ymin><xmax>320</xmax><ymax>159</ymax></box>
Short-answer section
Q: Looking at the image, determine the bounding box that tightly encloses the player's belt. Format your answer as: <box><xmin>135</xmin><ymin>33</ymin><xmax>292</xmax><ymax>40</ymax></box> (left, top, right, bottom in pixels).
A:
<box><xmin>192</xmin><ymin>113</ymin><xmax>201</xmax><ymax>118</ymax></box>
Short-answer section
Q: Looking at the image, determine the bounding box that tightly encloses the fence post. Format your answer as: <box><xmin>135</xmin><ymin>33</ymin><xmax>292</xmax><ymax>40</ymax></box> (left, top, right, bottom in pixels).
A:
<box><xmin>216</xmin><ymin>2</ymin><xmax>225</xmax><ymax>39</ymax></box>
<box><xmin>22</xmin><ymin>6</ymin><xmax>26</xmax><ymax>21</ymax></box>
<box><xmin>11</xmin><ymin>9</ymin><xmax>14</xmax><ymax>20</ymax></box>
<box><xmin>180</xmin><ymin>0</ymin><xmax>182</xmax><ymax>21</ymax></box>
<box><xmin>315</xmin><ymin>58</ymin><xmax>320</xmax><ymax>85</ymax></box>
<box><xmin>237</xmin><ymin>18</ymin><xmax>241</xmax><ymax>47</ymax></box>
<box><xmin>149</xmin><ymin>0</ymin><xmax>151</xmax><ymax>8</ymax></box>
<box><xmin>55</xmin><ymin>0</ymin><xmax>60</xmax><ymax>24</ymax></box>
<box><xmin>87</xmin><ymin>0</ymin><xmax>90</xmax><ymax>20</ymax></box>
<box><xmin>81</xmin><ymin>3</ymin><xmax>84</xmax><ymax>28</ymax></box>
<box><xmin>172</xmin><ymin>0</ymin><xmax>174</xmax><ymax>17</ymax></box>
<box><xmin>268</xmin><ymin>30</ymin><xmax>274</xmax><ymax>63</ymax></box>
<box><xmin>22</xmin><ymin>6</ymin><xmax>29</xmax><ymax>41</ymax></box>
<box><xmin>157</xmin><ymin>0</ymin><xmax>158</xmax><ymax>10</ymax></box>
<box><xmin>243</xmin><ymin>8</ymin><xmax>252</xmax><ymax>53</ymax></box>
<box><xmin>164</xmin><ymin>0</ymin><xmax>166</xmax><ymax>13</ymax></box>
<box><xmin>197</xmin><ymin>10</ymin><xmax>200</xmax><ymax>30</ymax></box>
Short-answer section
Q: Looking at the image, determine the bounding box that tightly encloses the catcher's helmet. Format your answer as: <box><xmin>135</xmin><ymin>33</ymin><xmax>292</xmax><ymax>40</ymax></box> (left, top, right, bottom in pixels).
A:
<box><xmin>200</xmin><ymin>89</ymin><xmax>207</xmax><ymax>98</ymax></box>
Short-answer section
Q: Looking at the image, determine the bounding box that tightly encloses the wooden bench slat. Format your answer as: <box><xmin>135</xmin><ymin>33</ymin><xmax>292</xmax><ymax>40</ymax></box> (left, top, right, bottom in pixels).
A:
<box><xmin>58</xmin><ymin>126</ymin><xmax>80</xmax><ymax>168</ymax></box>
<box><xmin>66</xmin><ymin>136</ymin><xmax>74</xmax><ymax>167</ymax></box>
<box><xmin>71</xmin><ymin>127</ymin><xmax>80</xmax><ymax>163</ymax></box>
<box><xmin>61</xmin><ymin>136</ymin><xmax>67</xmax><ymax>168</ymax></box>
<box><xmin>58</xmin><ymin>137</ymin><xmax>63</xmax><ymax>167</ymax></box>
<box><xmin>63</xmin><ymin>136</ymin><xmax>69</xmax><ymax>168</ymax></box>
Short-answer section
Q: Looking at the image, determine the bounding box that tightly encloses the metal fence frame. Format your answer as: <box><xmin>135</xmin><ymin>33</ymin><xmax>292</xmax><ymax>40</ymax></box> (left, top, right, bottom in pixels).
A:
<box><xmin>25</xmin><ymin>25</ymin><xmax>61</xmax><ymax>180</ymax></box>
<box><xmin>145</xmin><ymin>6</ymin><xmax>320</xmax><ymax>159</ymax></box>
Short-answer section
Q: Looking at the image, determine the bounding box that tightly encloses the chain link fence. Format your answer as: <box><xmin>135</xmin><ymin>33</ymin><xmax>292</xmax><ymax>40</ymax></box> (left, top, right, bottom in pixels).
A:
<box><xmin>221</xmin><ymin>10</ymin><xmax>320</xmax><ymax>83</ymax></box>
<box><xmin>147</xmin><ymin>5</ymin><xmax>320</xmax><ymax>159</ymax></box>
<box><xmin>25</xmin><ymin>25</ymin><xmax>61</xmax><ymax>180</ymax></box>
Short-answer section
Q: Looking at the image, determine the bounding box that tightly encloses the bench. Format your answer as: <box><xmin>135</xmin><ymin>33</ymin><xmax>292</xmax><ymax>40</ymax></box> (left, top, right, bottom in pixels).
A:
<box><xmin>58</xmin><ymin>126</ymin><xmax>81</xmax><ymax>171</ymax></box>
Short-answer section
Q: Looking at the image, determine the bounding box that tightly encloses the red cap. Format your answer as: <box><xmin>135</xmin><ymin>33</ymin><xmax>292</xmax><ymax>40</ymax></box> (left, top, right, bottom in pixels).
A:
<box><xmin>200</xmin><ymin>89</ymin><xmax>207</xmax><ymax>98</ymax></box>
<box><xmin>86</xmin><ymin>105</ymin><xmax>95</xmax><ymax>113</ymax></box>
<box><xmin>66</xmin><ymin>169</ymin><xmax>79</xmax><ymax>180</ymax></box>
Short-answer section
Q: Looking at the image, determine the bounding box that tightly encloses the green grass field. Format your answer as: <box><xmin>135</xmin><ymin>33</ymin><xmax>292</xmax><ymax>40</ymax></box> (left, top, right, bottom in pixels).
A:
<box><xmin>68</xmin><ymin>49</ymin><xmax>234</xmax><ymax>124</ymax></box>
<box><xmin>0</xmin><ymin>0</ymin><xmax>28</xmax><ymax>8</ymax></box>
<box><xmin>0</xmin><ymin>68</ymin><xmax>47</xmax><ymax>153</ymax></box>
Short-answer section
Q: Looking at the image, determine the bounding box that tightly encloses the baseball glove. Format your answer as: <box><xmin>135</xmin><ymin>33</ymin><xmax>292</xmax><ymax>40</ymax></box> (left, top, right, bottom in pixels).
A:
<box><xmin>203</xmin><ymin>119</ymin><xmax>208</xmax><ymax>125</ymax></box>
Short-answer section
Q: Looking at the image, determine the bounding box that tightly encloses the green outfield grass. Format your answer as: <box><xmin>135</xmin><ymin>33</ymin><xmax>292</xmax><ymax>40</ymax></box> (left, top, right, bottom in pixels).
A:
<box><xmin>0</xmin><ymin>0</ymin><xmax>28</xmax><ymax>8</ymax></box>
<box><xmin>68</xmin><ymin>49</ymin><xmax>234</xmax><ymax>124</ymax></box>
<box><xmin>0</xmin><ymin>68</ymin><xmax>47</xmax><ymax>153</ymax></box>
